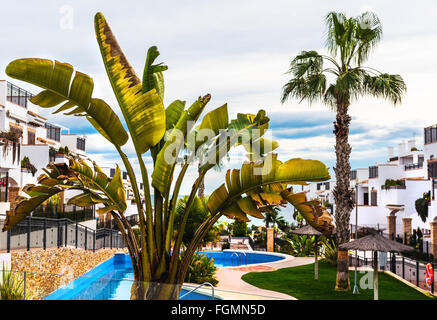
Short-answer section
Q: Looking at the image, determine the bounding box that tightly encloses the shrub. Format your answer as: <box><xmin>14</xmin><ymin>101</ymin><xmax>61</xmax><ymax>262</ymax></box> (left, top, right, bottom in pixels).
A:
<box><xmin>21</xmin><ymin>156</ymin><xmax>37</xmax><ymax>176</ymax></box>
<box><xmin>0</xmin><ymin>264</ymin><xmax>27</xmax><ymax>300</ymax></box>
<box><xmin>221</xmin><ymin>240</ymin><xmax>230</xmax><ymax>250</ymax></box>
<box><xmin>384</xmin><ymin>179</ymin><xmax>404</xmax><ymax>188</ymax></box>
<box><xmin>231</xmin><ymin>220</ymin><xmax>248</xmax><ymax>237</ymax></box>
<box><xmin>415</xmin><ymin>191</ymin><xmax>430</xmax><ymax>223</ymax></box>
<box><xmin>321</xmin><ymin>238</ymin><xmax>338</xmax><ymax>266</ymax></box>
<box><xmin>280</xmin><ymin>232</ymin><xmax>316</xmax><ymax>257</ymax></box>
<box><xmin>184</xmin><ymin>252</ymin><xmax>218</xmax><ymax>286</ymax></box>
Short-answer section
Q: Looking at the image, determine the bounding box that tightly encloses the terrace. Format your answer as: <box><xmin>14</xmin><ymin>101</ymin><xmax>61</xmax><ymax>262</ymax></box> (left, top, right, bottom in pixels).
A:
<box><xmin>6</xmin><ymin>82</ymin><xmax>33</xmax><ymax>109</ymax></box>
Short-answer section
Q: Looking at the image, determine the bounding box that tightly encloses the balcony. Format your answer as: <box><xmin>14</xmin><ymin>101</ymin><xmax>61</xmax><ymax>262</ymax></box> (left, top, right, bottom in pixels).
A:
<box><xmin>381</xmin><ymin>179</ymin><xmax>406</xmax><ymax>190</ymax></box>
<box><xmin>6</xmin><ymin>82</ymin><xmax>33</xmax><ymax>108</ymax></box>
<box><xmin>381</xmin><ymin>185</ymin><xmax>406</xmax><ymax>190</ymax></box>
<box><xmin>404</xmin><ymin>162</ymin><xmax>423</xmax><ymax>171</ymax></box>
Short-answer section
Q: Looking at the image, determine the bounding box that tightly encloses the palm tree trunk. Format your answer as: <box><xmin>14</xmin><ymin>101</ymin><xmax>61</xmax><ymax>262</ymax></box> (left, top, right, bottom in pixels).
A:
<box><xmin>333</xmin><ymin>103</ymin><xmax>354</xmax><ymax>291</ymax></box>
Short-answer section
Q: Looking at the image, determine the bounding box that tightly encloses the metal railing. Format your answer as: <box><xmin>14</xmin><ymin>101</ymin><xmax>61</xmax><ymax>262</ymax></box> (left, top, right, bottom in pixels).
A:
<box><xmin>97</xmin><ymin>214</ymin><xmax>139</xmax><ymax>230</ymax></box>
<box><xmin>179</xmin><ymin>282</ymin><xmax>215</xmax><ymax>300</ymax></box>
<box><xmin>239</xmin><ymin>251</ymin><xmax>247</xmax><ymax>265</ymax></box>
<box><xmin>349</xmin><ymin>252</ymin><xmax>435</xmax><ymax>294</ymax></box>
<box><xmin>0</xmin><ymin>214</ymin><xmax>125</xmax><ymax>253</ymax></box>
<box><xmin>405</xmin><ymin>162</ymin><xmax>423</xmax><ymax>171</ymax></box>
<box><xmin>230</xmin><ymin>252</ymin><xmax>240</xmax><ymax>266</ymax></box>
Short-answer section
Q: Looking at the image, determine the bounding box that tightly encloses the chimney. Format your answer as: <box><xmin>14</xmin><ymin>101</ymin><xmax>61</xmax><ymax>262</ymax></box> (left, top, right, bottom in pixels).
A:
<box><xmin>407</xmin><ymin>139</ymin><xmax>416</xmax><ymax>152</ymax></box>
<box><xmin>398</xmin><ymin>142</ymin><xmax>406</xmax><ymax>156</ymax></box>
<box><xmin>388</xmin><ymin>146</ymin><xmax>394</xmax><ymax>159</ymax></box>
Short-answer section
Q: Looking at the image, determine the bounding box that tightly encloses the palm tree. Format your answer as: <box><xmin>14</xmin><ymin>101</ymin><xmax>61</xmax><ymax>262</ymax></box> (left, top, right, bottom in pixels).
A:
<box><xmin>263</xmin><ymin>207</ymin><xmax>285</xmax><ymax>229</ymax></box>
<box><xmin>281</xmin><ymin>11</ymin><xmax>406</xmax><ymax>290</ymax></box>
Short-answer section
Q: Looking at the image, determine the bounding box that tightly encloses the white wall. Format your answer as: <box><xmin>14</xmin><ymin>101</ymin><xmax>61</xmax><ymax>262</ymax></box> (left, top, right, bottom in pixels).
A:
<box><xmin>21</xmin><ymin>144</ymin><xmax>50</xmax><ymax>178</ymax></box>
<box><xmin>60</xmin><ymin>134</ymin><xmax>86</xmax><ymax>156</ymax></box>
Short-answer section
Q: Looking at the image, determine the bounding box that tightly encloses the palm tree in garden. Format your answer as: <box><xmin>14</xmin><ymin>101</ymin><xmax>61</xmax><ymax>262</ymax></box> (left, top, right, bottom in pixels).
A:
<box><xmin>281</xmin><ymin>11</ymin><xmax>406</xmax><ymax>290</ymax></box>
<box><xmin>263</xmin><ymin>207</ymin><xmax>285</xmax><ymax>229</ymax></box>
<box><xmin>3</xmin><ymin>12</ymin><xmax>334</xmax><ymax>300</ymax></box>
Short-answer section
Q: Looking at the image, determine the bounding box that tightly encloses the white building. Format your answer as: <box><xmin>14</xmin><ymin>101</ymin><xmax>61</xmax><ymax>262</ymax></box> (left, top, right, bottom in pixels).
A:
<box><xmin>0</xmin><ymin>81</ymin><xmax>91</xmax><ymax>217</ymax></box>
<box><xmin>305</xmin><ymin>126</ymin><xmax>437</xmax><ymax>242</ymax></box>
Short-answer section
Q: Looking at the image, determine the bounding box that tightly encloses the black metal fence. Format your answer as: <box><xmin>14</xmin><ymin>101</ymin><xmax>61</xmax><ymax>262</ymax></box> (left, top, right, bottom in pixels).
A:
<box><xmin>0</xmin><ymin>214</ymin><xmax>125</xmax><ymax>253</ymax></box>
<box><xmin>32</xmin><ymin>204</ymin><xmax>95</xmax><ymax>223</ymax></box>
<box><xmin>96</xmin><ymin>214</ymin><xmax>139</xmax><ymax>231</ymax></box>
<box><xmin>349</xmin><ymin>252</ymin><xmax>436</xmax><ymax>294</ymax></box>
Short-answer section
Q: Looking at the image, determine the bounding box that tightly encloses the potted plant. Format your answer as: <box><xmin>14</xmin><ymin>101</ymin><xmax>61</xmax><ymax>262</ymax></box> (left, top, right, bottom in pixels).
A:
<box><xmin>21</xmin><ymin>156</ymin><xmax>37</xmax><ymax>176</ymax></box>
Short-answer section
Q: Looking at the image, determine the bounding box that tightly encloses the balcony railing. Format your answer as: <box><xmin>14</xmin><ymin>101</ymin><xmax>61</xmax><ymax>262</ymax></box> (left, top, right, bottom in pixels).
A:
<box><xmin>405</xmin><ymin>162</ymin><xmax>423</xmax><ymax>171</ymax></box>
<box><xmin>381</xmin><ymin>185</ymin><xmax>406</xmax><ymax>190</ymax></box>
<box><xmin>6</xmin><ymin>81</ymin><xmax>34</xmax><ymax>108</ymax></box>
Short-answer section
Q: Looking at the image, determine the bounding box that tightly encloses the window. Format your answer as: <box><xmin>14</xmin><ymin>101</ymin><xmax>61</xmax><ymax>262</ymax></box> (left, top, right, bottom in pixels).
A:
<box><xmin>110</xmin><ymin>168</ymin><xmax>115</xmax><ymax>177</ymax></box>
<box><xmin>27</xmin><ymin>130</ymin><xmax>35</xmax><ymax>145</ymax></box>
<box><xmin>369</xmin><ymin>166</ymin><xmax>378</xmax><ymax>178</ymax></box>
<box><xmin>425</xmin><ymin>125</ymin><xmax>437</xmax><ymax>144</ymax></box>
<box><xmin>350</xmin><ymin>170</ymin><xmax>357</xmax><ymax>180</ymax></box>
<box><xmin>316</xmin><ymin>183</ymin><xmax>322</xmax><ymax>190</ymax></box>
<box><xmin>429</xmin><ymin>162</ymin><xmax>437</xmax><ymax>179</ymax></box>
<box><xmin>122</xmin><ymin>171</ymin><xmax>128</xmax><ymax>180</ymax></box>
<box><xmin>45</xmin><ymin>123</ymin><xmax>61</xmax><ymax>142</ymax></box>
<box><xmin>371</xmin><ymin>191</ymin><xmax>377</xmax><ymax>206</ymax></box>
<box><xmin>49</xmin><ymin>147</ymin><xmax>56</xmax><ymax>162</ymax></box>
<box><xmin>76</xmin><ymin>138</ymin><xmax>86</xmax><ymax>151</ymax></box>
<box><xmin>324</xmin><ymin>182</ymin><xmax>330</xmax><ymax>190</ymax></box>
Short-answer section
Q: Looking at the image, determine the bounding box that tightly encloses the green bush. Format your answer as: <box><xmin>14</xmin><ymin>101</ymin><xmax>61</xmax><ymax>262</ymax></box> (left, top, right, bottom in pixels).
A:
<box><xmin>231</xmin><ymin>220</ymin><xmax>248</xmax><ymax>237</ymax></box>
<box><xmin>20</xmin><ymin>156</ymin><xmax>37</xmax><ymax>176</ymax></box>
<box><xmin>279</xmin><ymin>232</ymin><xmax>316</xmax><ymax>257</ymax></box>
<box><xmin>415</xmin><ymin>191</ymin><xmax>430</xmax><ymax>223</ymax></box>
<box><xmin>384</xmin><ymin>179</ymin><xmax>404</xmax><ymax>188</ymax></box>
<box><xmin>321</xmin><ymin>238</ymin><xmax>338</xmax><ymax>266</ymax></box>
<box><xmin>184</xmin><ymin>252</ymin><xmax>218</xmax><ymax>286</ymax></box>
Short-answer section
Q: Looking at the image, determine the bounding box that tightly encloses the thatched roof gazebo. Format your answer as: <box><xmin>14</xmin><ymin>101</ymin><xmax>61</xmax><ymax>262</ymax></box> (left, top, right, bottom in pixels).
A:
<box><xmin>291</xmin><ymin>225</ymin><xmax>324</xmax><ymax>280</ymax></box>
<box><xmin>339</xmin><ymin>233</ymin><xmax>414</xmax><ymax>300</ymax></box>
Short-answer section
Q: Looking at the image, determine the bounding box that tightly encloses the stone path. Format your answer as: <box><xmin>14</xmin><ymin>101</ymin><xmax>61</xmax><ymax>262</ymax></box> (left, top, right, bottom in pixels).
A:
<box><xmin>214</xmin><ymin>256</ymin><xmax>314</xmax><ymax>300</ymax></box>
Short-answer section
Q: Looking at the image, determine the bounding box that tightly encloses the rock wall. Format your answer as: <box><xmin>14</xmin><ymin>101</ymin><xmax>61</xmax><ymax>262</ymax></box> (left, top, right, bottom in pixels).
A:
<box><xmin>11</xmin><ymin>247</ymin><xmax>127</xmax><ymax>299</ymax></box>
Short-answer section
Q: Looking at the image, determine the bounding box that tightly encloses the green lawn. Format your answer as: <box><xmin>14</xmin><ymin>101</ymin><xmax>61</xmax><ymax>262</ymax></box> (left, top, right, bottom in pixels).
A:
<box><xmin>241</xmin><ymin>261</ymin><xmax>435</xmax><ymax>300</ymax></box>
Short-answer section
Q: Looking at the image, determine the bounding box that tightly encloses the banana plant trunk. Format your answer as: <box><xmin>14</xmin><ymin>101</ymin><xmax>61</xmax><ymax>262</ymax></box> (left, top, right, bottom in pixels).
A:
<box><xmin>130</xmin><ymin>280</ymin><xmax>181</xmax><ymax>300</ymax></box>
<box><xmin>333</xmin><ymin>103</ymin><xmax>354</xmax><ymax>291</ymax></box>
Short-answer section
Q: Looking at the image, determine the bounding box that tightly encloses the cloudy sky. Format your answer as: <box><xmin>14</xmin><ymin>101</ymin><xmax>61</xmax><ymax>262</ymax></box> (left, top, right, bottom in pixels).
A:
<box><xmin>1</xmin><ymin>1</ymin><xmax>437</xmax><ymax>223</ymax></box>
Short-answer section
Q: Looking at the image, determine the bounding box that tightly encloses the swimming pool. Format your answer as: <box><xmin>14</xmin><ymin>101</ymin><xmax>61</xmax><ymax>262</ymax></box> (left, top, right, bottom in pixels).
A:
<box><xmin>44</xmin><ymin>251</ymin><xmax>285</xmax><ymax>300</ymax></box>
<box><xmin>200</xmin><ymin>251</ymin><xmax>285</xmax><ymax>267</ymax></box>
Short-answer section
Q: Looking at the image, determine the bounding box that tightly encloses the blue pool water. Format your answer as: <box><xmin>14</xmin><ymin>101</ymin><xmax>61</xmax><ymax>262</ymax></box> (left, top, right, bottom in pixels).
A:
<box><xmin>199</xmin><ymin>251</ymin><xmax>284</xmax><ymax>267</ymax></box>
<box><xmin>44</xmin><ymin>251</ymin><xmax>284</xmax><ymax>300</ymax></box>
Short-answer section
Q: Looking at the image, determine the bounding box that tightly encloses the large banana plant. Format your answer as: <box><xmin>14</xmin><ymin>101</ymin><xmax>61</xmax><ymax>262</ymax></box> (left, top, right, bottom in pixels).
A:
<box><xmin>3</xmin><ymin>12</ymin><xmax>333</xmax><ymax>300</ymax></box>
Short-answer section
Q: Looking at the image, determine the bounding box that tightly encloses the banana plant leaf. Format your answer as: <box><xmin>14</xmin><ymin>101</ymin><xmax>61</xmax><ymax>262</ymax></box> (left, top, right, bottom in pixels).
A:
<box><xmin>94</xmin><ymin>13</ymin><xmax>166</xmax><ymax>154</ymax></box>
<box><xmin>5</xmin><ymin>59</ymin><xmax>128</xmax><ymax>147</ymax></box>
<box><xmin>151</xmin><ymin>95</ymin><xmax>211</xmax><ymax>196</ymax></box>
<box><xmin>2</xmin><ymin>158</ymin><xmax>126</xmax><ymax>231</ymax></box>
<box><xmin>207</xmin><ymin>154</ymin><xmax>334</xmax><ymax>235</ymax></box>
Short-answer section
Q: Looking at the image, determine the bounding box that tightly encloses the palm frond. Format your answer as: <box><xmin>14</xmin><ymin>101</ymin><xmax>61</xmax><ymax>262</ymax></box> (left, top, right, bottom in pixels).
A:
<box><xmin>363</xmin><ymin>73</ymin><xmax>406</xmax><ymax>105</ymax></box>
<box><xmin>354</xmin><ymin>12</ymin><xmax>382</xmax><ymax>65</ymax></box>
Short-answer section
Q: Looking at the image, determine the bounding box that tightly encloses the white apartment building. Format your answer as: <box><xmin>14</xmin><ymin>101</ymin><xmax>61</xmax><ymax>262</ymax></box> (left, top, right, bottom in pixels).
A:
<box><xmin>0</xmin><ymin>81</ymin><xmax>88</xmax><ymax>213</ymax></box>
<box><xmin>305</xmin><ymin>125</ymin><xmax>437</xmax><ymax>243</ymax></box>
